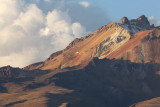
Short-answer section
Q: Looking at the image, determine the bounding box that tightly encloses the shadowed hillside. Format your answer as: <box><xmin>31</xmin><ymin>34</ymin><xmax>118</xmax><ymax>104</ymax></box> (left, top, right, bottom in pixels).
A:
<box><xmin>45</xmin><ymin>58</ymin><xmax>160</xmax><ymax>107</ymax></box>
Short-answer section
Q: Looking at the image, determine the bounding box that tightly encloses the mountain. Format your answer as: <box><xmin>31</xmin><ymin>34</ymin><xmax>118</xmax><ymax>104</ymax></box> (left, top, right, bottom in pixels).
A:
<box><xmin>1</xmin><ymin>15</ymin><xmax>160</xmax><ymax>107</ymax></box>
<box><xmin>24</xmin><ymin>15</ymin><xmax>160</xmax><ymax>71</ymax></box>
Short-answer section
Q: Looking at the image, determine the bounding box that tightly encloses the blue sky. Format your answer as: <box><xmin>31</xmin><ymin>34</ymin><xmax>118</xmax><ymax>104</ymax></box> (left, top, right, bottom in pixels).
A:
<box><xmin>26</xmin><ymin>0</ymin><xmax>160</xmax><ymax>23</ymax></box>
<box><xmin>29</xmin><ymin>0</ymin><xmax>160</xmax><ymax>24</ymax></box>
<box><xmin>89</xmin><ymin>0</ymin><xmax>160</xmax><ymax>21</ymax></box>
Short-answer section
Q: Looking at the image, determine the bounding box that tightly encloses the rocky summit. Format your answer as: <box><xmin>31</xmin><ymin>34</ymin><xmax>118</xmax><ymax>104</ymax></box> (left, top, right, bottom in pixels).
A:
<box><xmin>120</xmin><ymin>17</ymin><xmax>130</xmax><ymax>26</ymax></box>
<box><xmin>1</xmin><ymin>15</ymin><xmax>160</xmax><ymax>107</ymax></box>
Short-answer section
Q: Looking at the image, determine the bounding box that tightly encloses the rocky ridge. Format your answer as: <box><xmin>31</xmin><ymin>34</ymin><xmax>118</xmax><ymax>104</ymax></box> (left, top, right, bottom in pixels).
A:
<box><xmin>0</xmin><ymin>65</ymin><xmax>50</xmax><ymax>78</ymax></box>
<box><xmin>120</xmin><ymin>15</ymin><xmax>153</xmax><ymax>33</ymax></box>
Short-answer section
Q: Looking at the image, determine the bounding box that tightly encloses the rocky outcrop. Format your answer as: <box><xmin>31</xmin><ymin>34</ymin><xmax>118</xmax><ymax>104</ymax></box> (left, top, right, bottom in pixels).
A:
<box><xmin>120</xmin><ymin>17</ymin><xmax>131</xmax><ymax>29</ymax></box>
<box><xmin>0</xmin><ymin>65</ymin><xmax>50</xmax><ymax>78</ymax></box>
<box><xmin>119</xmin><ymin>15</ymin><xmax>153</xmax><ymax>34</ymax></box>
<box><xmin>120</xmin><ymin>17</ymin><xmax>130</xmax><ymax>25</ymax></box>
<box><xmin>136</xmin><ymin>15</ymin><xmax>150</xmax><ymax>29</ymax></box>
<box><xmin>46</xmin><ymin>50</ymin><xmax>63</xmax><ymax>61</ymax></box>
<box><xmin>0</xmin><ymin>66</ymin><xmax>22</xmax><ymax>78</ymax></box>
<box><xmin>23</xmin><ymin>62</ymin><xmax>44</xmax><ymax>70</ymax></box>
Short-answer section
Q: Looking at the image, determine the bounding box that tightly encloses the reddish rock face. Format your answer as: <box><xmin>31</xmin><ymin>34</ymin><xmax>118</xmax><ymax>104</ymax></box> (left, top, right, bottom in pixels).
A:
<box><xmin>105</xmin><ymin>29</ymin><xmax>160</xmax><ymax>64</ymax></box>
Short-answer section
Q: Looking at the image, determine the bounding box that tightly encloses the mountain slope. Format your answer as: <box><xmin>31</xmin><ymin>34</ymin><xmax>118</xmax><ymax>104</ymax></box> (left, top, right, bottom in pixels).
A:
<box><xmin>24</xmin><ymin>15</ymin><xmax>160</xmax><ymax>71</ymax></box>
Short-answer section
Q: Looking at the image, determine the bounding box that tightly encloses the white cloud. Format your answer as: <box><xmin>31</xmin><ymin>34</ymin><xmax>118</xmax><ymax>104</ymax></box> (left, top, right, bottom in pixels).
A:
<box><xmin>72</xmin><ymin>22</ymin><xmax>86</xmax><ymax>37</ymax></box>
<box><xmin>148</xmin><ymin>16</ymin><xmax>160</xmax><ymax>26</ymax></box>
<box><xmin>0</xmin><ymin>48</ymin><xmax>38</xmax><ymax>67</ymax></box>
<box><xmin>0</xmin><ymin>25</ymin><xmax>25</xmax><ymax>45</ymax></box>
<box><xmin>79</xmin><ymin>1</ymin><xmax>90</xmax><ymax>8</ymax></box>
<box><xmin>14</xmin><ymin>4</ymin><xmax>44</xmax><ymax>35</ymax></box>
<box><xmin>45</xmin><ymin>10</ymin><xmax>71</xmax><ymax>34</ymax></box>
<box><xmin>0</xmin><ymin>0</ymin><xmax>21</xmax><ymax>28</ymax></box>
<box><xmin>0</xmin><ymin>0</ymin><xmax>87</xmax><ymax>68</ymax></box>
<box><xmin>40</xmin><ymin>9</ymin><xmax>86</xmax><ymax>50</ymax></box>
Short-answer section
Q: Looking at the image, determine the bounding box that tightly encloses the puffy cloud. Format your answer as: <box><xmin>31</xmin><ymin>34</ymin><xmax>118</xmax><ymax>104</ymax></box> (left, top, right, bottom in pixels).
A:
<box><xmin>72</xmin><ymin>22</ymin><xmax>86</xmax><ymax>37</ymax></box>
<box><xmin>14</xmin><ymin>4</ymin><xmax>44</xmax><ymax>35</ymax></box>
<box><xmin>79</xmin><ymin>1</ymin><xmax>90</xmax><ymax>8</ymax></box>
<box><xmin>45</xmin><ymin>10</ymin><xmax>71</xmax><ymax>34</ymax></box>
<box><xmin>40</xmin><ymin>10</ymin><xmax>86</xmax><ymax>50</ymax></box>
<box><xmin>0</xmin><ymin>48</ymin><xmax>38</xmax><ymax>67</ymax></box>
<box><xmin>0</xmin><ymin>0</ymin><xmax>109</xmax><ymax>68</ymax></box>
<box><xmin>0</xmin><ymin>25</ymin><xmax>25</xmax><ymax>46</ymax></box>
<box><xmin>0</xmin><ymin>2</ymin><xmax>47</xmax><ymax>67</ymax></box>
<box><xmin>0</xmin><ymin>0</ymin><xmax>87</xmax><ymax>67</ymax></box>
<box><xmin>148</xmin><ymin>16</ymin><xmax>160</xmax><ymax>26</ymax></box>
<box><xmin>36</xmin><ymin>1</ymin><xmax>110</xmax><ymax>31</ymax></box>
<box><xmin>0</xmin><ymin>0</ymin><xmax>21</xmax><ymax>28</ymax></box>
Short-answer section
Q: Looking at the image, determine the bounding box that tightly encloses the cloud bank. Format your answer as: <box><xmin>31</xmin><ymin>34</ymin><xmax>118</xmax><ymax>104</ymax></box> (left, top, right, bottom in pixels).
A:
<box><xmin>79</xmin><ymin>1</ymin><xmax>90</xmax><ymax>8</ymax></box>
<box><xmin>0</xmin><ymin>0</ymin><xmax>109</xmax><ymax>67</ymax></box>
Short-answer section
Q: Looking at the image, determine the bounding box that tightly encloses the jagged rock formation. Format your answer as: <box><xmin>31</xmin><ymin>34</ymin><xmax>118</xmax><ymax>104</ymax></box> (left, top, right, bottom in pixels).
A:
<box><xmin>136</xmin><ymin>15</ymin><xmax>150</xmax><ymax>29</ymax></box>
<box><xmin>120</xmin><ymin>15</ymin><xmax>152</xmax><ymax>34</ymax></box>
<box><xmin>120</xmin><ymin>17</ymin><xmax>130</xmax><ymax>25</ymax></box>
<box><xmin>120</xmin><ymin>16</ymin><xmax>131</xmax><ymax>29</ymax></box>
